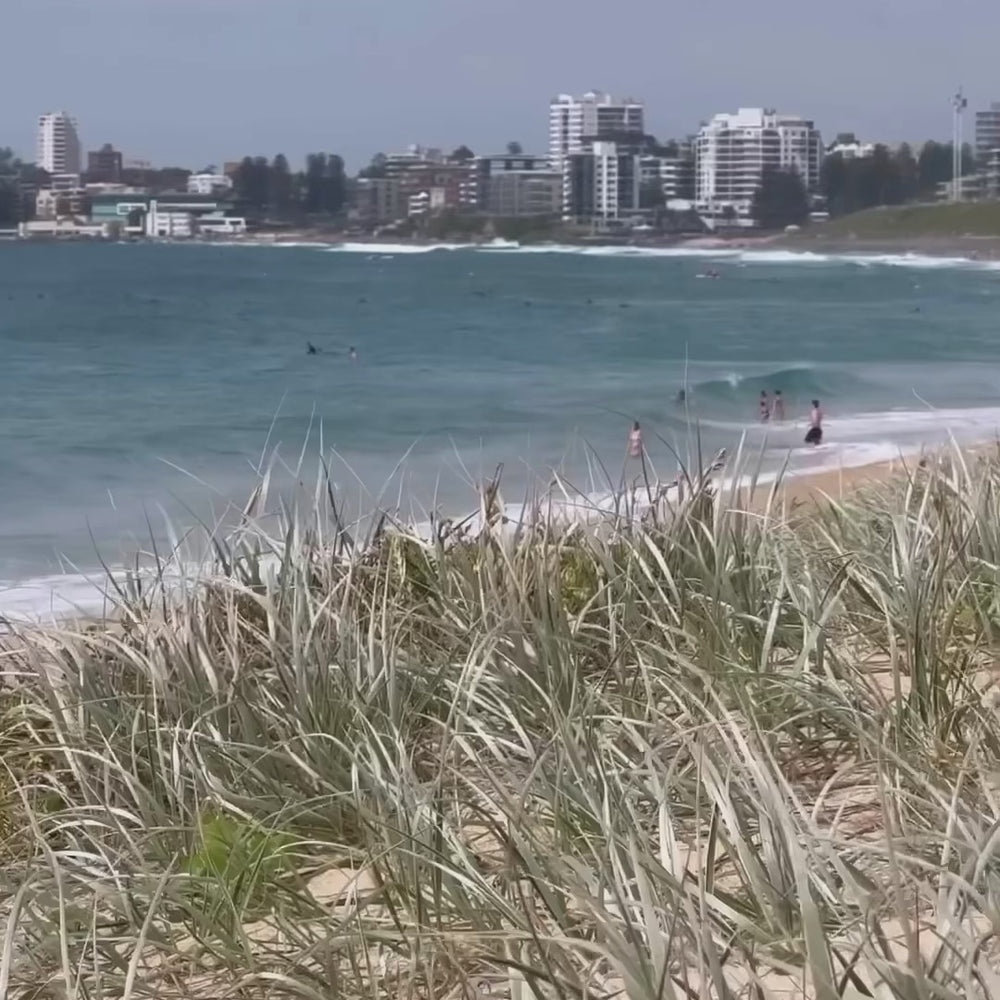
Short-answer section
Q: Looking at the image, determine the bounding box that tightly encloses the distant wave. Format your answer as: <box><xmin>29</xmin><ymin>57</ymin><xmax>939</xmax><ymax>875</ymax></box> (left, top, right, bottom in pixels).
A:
<box><xmin>687</xmin><ymin>366</ymin><xmax>863</xmax><ymax>404</ymax></box>
<box><xmin>250</xmin><ymin>241</ymin><xmax>1000</xmax><ymax>271</ymax></box>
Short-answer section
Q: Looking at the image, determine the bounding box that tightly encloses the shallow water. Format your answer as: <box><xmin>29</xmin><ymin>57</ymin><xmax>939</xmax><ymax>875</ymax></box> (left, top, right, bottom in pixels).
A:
<box><xmin>2</xmin><ymin>239</ymin><xmax>1000</xmax><ymax>616</ymax></box>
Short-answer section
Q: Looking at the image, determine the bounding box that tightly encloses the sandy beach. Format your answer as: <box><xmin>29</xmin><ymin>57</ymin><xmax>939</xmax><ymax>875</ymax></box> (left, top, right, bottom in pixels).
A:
<box><xmin>776</xmin><ymin>453</ymin><xmax>915</xmax><ymax>506</ymax></box>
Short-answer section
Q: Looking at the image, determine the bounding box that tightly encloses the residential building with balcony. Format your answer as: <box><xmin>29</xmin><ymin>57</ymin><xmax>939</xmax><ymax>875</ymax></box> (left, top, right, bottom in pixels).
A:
<box><xmin>475</xmin><ymin>154</ymin><xmax>561</xmax><ymax>216</ymax></box>
<box><xmin>353</xmin><ymin>177</ymin><xmax>406</xmax><ymax>225</ymax></box>
<box><xmin>564</xmin><ymin>141</ymin><xmax>640</xmax><ymax>225</ymax></box>
<box><xmin>695</xmin><ymin>108</ymin><xmax>822</xmax><ymax>226</ymax></box>
<box><xmin>975</xmin><ymin>104</ymin><xmax>1000</xmax><ymax>167</ymax></box>
<box><xmin>37</xmin><ymin>112</ymin><xmax>82</xmax><ymax>176</ymax></box>
<box><xmin>548</xmin><ymin>92</ymin><xmax>644</xmax><ymax>173</ymax></box>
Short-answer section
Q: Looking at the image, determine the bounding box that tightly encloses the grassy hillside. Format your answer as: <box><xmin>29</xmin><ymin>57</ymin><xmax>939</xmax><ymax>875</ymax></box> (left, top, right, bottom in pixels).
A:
<box><xmin>802</xmin><ymin>200</ymin><xmax>1000</xmax><ymax>240</ymax></box>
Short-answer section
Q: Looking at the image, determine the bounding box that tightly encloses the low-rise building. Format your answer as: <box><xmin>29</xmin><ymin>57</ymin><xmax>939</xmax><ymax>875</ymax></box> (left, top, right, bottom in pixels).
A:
<box><xmin>485</xmin><ymin>172</ymin><xmax>561</xmax><ymax>216</ymax></box>
<box><xmin>19</xmin><ymin>219</ymin><xmax>112</xmax><ymax>239</ymax></box>
<box><xmin>936</xmin><ymin>173</ymin><xmax>988</xmax><ymax>202</ymax></box>
<box><xmin>986</xmin><ymin>149</ymin><xmax>1000</xmax><ymax>199</ymax></box>
<box><xmin>564</xmin><ymin>141</ymin><xmax>640</xmax><ymax>225</ymax></box>
<box><xmin>89</xmin><ymin>191</ymin><xmax>246</xmax><ymax>237</ymax></box>
<box><xmin>187</xmin><ymin>172</ymin><xmax>234</xmax><ymax>195</ymax></box>
<box><xmin>353</xmin><ymin>177</ymin><xmax>405</xmax><ymax>225</ymax></box>
<box><xmin>825</xmin><ymin>135</ymin><xmax>875</xmax><ymax>159</ymax></box>
<box><xmin>476</xmin><ymin>154</ymin><xmax>561</xmax><ymax>216</ymax></box>
<box><xmin>36</xmin><ymin>185</ymin><xmax>88</xmax><ymax>219</ymax></box>
<box><xmin>639</xmin><ymin>154</ymin><xmax>695</xmax><ymax>200</ymax></box>
<box><xmin>385</xmin><ymin>147</ymin><xmax>478</xmax><ymax>210</ymax></box>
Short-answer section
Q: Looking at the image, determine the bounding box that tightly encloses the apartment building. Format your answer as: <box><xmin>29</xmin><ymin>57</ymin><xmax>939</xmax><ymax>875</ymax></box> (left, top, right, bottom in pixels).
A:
<box><xmin>37</xmin><ymin>111</ymin><xmax>82</xmax><ymax>175</ymax></box>
<box><xmin>548</xmin><ymin>92</ymin><xmax>644</xmax><ymax>172</ymax></box>
<box><xmin>695</xmin><ymin>108</ymin><xmax>822</xmax><ymax>224</ymax></box>
<box><xmin>564</xmin><ymin>141</ymin><xmax>640</xmax><ymax>225</ymax></box>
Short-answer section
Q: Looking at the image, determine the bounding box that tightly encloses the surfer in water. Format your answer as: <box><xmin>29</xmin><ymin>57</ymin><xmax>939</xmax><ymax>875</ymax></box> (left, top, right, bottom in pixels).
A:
<box><xmin>771</xmin><ymin>389</ymin><xmax>785</xmax><ymax>422</ymax></box>
<box><xmin>628</xmin><ymin>421</ymin><xmax>643</xmax><ymax>458</ymax></box>
<box><xmin>307</xmin><ymin>342</ymin><xmax>318</xmax><ymax>355</ymax></box>
<box><xmin>805</xmin><ymin>400</ymin><xmax>823</xmax><ymax>446</ymax></box>
<box><xmin>759</xmin><ymin>390</ymin><xmax>771</xmax><ymax>423</ymax></box>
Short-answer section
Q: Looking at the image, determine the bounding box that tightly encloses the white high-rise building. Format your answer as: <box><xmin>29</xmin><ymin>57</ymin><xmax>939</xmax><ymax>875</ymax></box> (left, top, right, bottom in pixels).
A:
<box><xmin>548</xmin><ymin>92</ymin><xmax>644</xmax><ymax>173</ymax></box>
<box><xmin>36</xmin><ymin>111</ymin><xmax>82</xmax><ymax>175</ymax></box>
<box><xmin>695</xmin><ymin>108</ymin><xmax>822</xmax><ymax>225</ymax></box>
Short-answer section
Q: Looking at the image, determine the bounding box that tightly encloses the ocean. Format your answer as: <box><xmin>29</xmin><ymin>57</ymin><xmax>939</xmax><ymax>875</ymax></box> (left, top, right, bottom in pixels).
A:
<box><xmin>2</xmin><ymin>239</ymin><xmax>1000</xmax><ymax>617</ymax></box>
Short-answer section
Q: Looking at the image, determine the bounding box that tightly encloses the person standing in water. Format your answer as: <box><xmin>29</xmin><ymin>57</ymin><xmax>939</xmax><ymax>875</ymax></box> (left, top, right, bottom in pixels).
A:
<box><xmin>805</xmin><ymin>399</ymin><xmax>823</xmax><ymax>445</ymax></box>
<box><xmin>349</xmin><ymin>346</ymin><xmax>358</xmax><ymax>361</ymax></box>
<box><xmin>759</xmin><ymin>390</ymin><xmax>771</xmax><ymax>423</ymax></box>
<box><xmin>771</xmin><ymin>389</ymin><xmax>785</xmax><ymax>422</ymax></box>
<box><xmin>628</xmin><ymin>421</ymin><xmax>643</xmax><ymax>458</ymax></box>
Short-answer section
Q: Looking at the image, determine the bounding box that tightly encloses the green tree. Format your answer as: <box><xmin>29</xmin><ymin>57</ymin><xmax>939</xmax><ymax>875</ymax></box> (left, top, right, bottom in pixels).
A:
<box><xmin>234</xmin><ymin>156</ymin><xmax>270</xmax><ymax>212</ymax></box>
<box><xmin>322</xmin><ymin>154</ymin><xmax>346</xmax><ymax>214</ymax></box>
<box><xmin>820</xmin><ymin>152</ymin><xmax>849</xmax><ymax>215</ymax></box>
<box><xmin>0</xmin><ymin>148</ymin><xmax>24</xmax><ymax>226</ymax></box>
<box><xmin>269</xmin><ymin>154</ymin><xmax>292</xmax><ymax>215</ymax></box>
<box><xmin>358</xmin><ymin>152</ymin><xmax>388</xmax><ymax>179</ymax></box>
<box><xmin>918</xmin><ymin>141</ymin><xmax>948</xmax><ymax>193</ymax></box>
<box><xmin>649</xmin><ymin>138</ymin><xmax>680</xmax><ymax>158</ymax></box>
<box><xmin>304</xmin><ymin>153</ymin><xmax>326</xmax><ymax>212</ymax></box>
<box><xmin>506</xmin><ymin>141</ymin><xmax>523</xmax><ymax>156</ymax></box>
<box><xmin>448</xmin><ymin>145</ymin><xmax>475</xmax><ymax>163</ymax></box>
<box><xmin>893</xmin><ymin>143</ymin><xmax>919</xmax><ymax>202</ymax></box>
<box><xmin>751</xmin><ymin>167</ymin><xmax>809</xmax><ymax>229</ymax></box>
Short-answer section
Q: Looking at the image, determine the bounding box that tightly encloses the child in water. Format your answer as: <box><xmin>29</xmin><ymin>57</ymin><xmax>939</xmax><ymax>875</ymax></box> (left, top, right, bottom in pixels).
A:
<box><xmin>759</xmin><ymin>390</ymin><xmax>771</xmax><ymax>423</ymax></box>
<box><xmin>628</xmin><ymin>421</ymin><xmax>643</xmax><ymax>458</ymax></box>
<box><xmin>771</xmin><ymin>389</ymin><xmax>785</xmax><ymax>422</ymax></box>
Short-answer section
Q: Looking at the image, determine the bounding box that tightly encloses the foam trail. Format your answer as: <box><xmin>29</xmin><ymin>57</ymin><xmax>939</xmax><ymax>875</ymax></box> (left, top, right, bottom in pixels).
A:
<box><xmin>221</xmin><ymin>239</ymin><xmax>1000</xmax><ymax>271</ymax></box>
<box><xmin>321</xmin><ymin>242</ymin><xmax>468</xmax><ymax>255</ymax></box>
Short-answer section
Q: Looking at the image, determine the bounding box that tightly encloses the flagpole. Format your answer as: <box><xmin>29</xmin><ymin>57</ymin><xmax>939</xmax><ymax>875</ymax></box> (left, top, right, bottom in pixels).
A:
<box><xmin>953</xmin><ymin>87</ymin><xmax>967</xmax><ymax>202</ymax></box>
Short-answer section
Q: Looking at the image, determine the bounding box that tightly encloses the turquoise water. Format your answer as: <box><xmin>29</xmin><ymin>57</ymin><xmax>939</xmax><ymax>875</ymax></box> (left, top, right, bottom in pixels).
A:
<box><xmin>3</xmin><ymin>239</ymin><xmax>1000</xmax><ymax>615</ymax></box>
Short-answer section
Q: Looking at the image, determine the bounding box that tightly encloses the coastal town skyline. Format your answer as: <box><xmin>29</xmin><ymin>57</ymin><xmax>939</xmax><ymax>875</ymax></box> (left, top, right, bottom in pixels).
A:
<box><xmin>2</xmin><ymin>0</ymin><xmax>999</xmax><ymax>169</ymax></box>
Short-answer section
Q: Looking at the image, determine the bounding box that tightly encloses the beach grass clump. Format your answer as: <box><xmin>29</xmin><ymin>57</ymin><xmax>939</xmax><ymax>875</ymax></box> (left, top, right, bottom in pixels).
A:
<box><xmin>4</xmin><ymin>447</ymin><xmax>1000</xmax><ymax>997</ymax></box>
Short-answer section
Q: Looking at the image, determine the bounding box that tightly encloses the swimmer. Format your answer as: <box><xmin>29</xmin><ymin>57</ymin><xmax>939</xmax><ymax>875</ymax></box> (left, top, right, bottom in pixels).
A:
<box><xmin>628</xmin><ymin>421</ymin><xmax>643</xmax><ymax>459</ymax></box>
<box><xmin>804</xmin><ymin>399</ymin><xmax>823</xmax><ymax>445</ymax></box>
<box><xmin>759</xmin><ymin>390</ymin><xmax>771</xmax><ymax>423</ymax></box>
<box><xmin>771</xmin><ymin>389</ymin><xmax>785</xmax><ymax>422</ymax></box>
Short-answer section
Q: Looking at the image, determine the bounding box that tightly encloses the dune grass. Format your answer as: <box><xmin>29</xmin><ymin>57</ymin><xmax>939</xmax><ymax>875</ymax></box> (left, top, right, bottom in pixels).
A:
<box><xmin>3</xmin><ymin>447</ymin><xmax>1000</xmax><ymax>997</ymax></box>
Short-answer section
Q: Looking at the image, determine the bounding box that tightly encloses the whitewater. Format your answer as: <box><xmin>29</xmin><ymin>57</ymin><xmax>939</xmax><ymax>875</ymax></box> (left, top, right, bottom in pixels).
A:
<box><xmin>2</xmin><ymin>239</ymin><xmax>1000</xmax><ymax>619</ymax></box>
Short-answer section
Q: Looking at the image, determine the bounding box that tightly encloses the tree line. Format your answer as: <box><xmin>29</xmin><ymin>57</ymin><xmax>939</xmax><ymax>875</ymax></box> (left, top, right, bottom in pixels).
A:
<box><xmin>751</xmin><ymin>139</ymin><xmax>980</xmax><ymax>230</ymax></box>
<box><xmin>0</xmin><ymin>148</ymin><xmax>45</xmax><ymax>226</ymax></box>
<box><xmin>232</xmin><ymin>153</ymin><xmax>347</xmax><ymax>217</ymax></box>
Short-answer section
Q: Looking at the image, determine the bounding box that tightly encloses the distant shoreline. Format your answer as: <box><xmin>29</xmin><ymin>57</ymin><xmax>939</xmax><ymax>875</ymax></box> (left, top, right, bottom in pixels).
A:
<box><xmin>8</xmin><ymin>226</ymin><xmax>1000</xmax><ymax>262</ymax></box>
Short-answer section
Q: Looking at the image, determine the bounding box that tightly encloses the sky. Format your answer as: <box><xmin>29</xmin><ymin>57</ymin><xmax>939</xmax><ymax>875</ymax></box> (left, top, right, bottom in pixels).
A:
<box><xmin>2</xmin><ymin>0</ymin><xmax>995</xmax><ymax>172</ymax></box>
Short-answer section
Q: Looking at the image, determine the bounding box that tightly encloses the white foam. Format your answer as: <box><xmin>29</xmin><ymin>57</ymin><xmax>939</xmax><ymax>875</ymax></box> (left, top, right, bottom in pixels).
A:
<box><xmin>322</xmin><ymin>242</ymin><xmax>468</xmax><ymax>255</ymax></box>
<box><xmin>735</xmin><ymin>250</ymin><xmax>832</xmax><ymax>264</ymax></box>
<box><xmin>0</xmin><ymin>571</ymin><xmax>116</xmax><ymax>622</ymax></box>
<box><xmin>699</xmin><ymin>405</ymin><xmax>1000</xmax><ymax>440</ymax></box>
<box><xmin>224</xmin><ymin>239</ymin><xmax>1000</xmax><ymax>272</ymax></box>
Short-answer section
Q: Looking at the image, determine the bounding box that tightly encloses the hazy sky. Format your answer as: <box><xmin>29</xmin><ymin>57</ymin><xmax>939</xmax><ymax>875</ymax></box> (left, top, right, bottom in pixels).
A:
<box><xmin>3</xmin><ymin>0</ymin><xmax>994</xmax><ymax>171</ymax></box>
